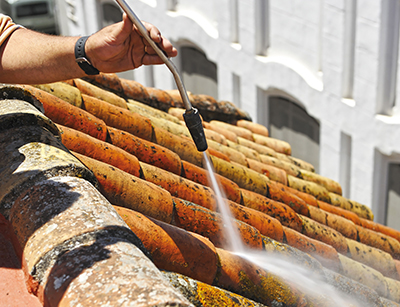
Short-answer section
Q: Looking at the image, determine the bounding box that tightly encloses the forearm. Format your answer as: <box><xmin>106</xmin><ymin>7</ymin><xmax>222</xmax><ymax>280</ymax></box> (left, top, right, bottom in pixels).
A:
<box><xmin>0</xmin><ymin>28</ymin><xmax>86</xmax><ymax>84</ymax></box>
<box><xmin>0</xmin><ymin>14</ymin><xmax>177</xmax><ymax>85</ymax></box>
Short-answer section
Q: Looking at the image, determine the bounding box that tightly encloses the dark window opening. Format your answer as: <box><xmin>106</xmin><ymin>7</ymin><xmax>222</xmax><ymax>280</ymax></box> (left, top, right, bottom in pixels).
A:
<box><xmin>268</xmin><ymin>96</ymin><xmax>320</xmax><ymax>172</ymax></box>
<box><xmin>101</xmin><ymin>3</ymin><xmax>123</xmax><ymax>27</ymax></box>
<box><xmin>181</xmin><ymin>46</ymin><xmax>218</xmax><ymax>98</ymax></box>
<box><xmin>16</xmin><ymin>3</ymin><xmax>48</xmax><ymax>18</ymax></box>
<box><xmin>385</xmin><ymin>163</ymin><xmax>400</xmax><ymax>231</ymax></box>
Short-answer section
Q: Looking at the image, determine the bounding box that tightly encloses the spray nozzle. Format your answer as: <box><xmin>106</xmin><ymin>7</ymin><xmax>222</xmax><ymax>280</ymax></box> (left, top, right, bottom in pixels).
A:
<box><xmin>183</xmin><ymin>108</ymin><xmax>208</xmax><ymax>152</ymax></box>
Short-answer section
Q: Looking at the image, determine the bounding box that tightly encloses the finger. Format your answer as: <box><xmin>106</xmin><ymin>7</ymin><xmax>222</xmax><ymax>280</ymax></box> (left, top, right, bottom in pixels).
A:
<box><xmin>143</xmin><ymin>38</ymin><xmax>177</xmax><ymax>58</ymax></box>
<box><xmin>141</xmin><ymin>21</ymin><xmax>177</xmax><ymax>57</ymax></box>
<box><xmin>144</xmin><ymin>46</ymin><xmax>177</xmax><ymax>59</ymax></box>
<box><xmin>158</xmin><ymin>36</ymin><xmax>178</xmax><ymax>57</ymax></box>
<box><xmin>118</xmin><ymin>13</ymin><xmax>134</xmax><ymax>41</ymax></box>
<box><xmin>142</xmin><ymin>21</ymin><xmax>162</xmax><ymax>43</ymax></box>
<box><xmin>143</xmin><ymin>43</ymin><xmax>157</xmax><ymax>55</ymax></box>
<box><xmin>142</xmin><ymin>54</ymin><xmax>166</xmax><ymax>66</ymax></box>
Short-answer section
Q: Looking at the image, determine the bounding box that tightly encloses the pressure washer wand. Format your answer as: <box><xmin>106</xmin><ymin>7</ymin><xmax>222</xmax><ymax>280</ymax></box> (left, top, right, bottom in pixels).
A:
<box><xmin>114</xmin><ymin>0</ymin><xmax>208</xmax><ymax>152</ymax></box>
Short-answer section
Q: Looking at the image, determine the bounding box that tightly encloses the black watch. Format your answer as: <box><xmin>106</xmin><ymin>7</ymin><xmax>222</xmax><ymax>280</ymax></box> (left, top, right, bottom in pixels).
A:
<box><xmin>74</xmin><ymin>36</ymin><xmax>100</xmax><ymax>75</ymax></box>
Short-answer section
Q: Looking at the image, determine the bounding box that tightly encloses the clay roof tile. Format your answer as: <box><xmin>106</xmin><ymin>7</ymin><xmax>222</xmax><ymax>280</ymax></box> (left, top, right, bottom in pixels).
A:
<box><xmin>1</xmin><ymin>74</ymin><xmax>400</xmax><ymax>306</ymax></box>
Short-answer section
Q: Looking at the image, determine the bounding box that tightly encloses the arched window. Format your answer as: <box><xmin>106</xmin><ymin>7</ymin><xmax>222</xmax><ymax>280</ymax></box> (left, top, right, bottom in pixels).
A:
<box><xmin>268</xmin><ymin>96</ymin><xmax>320</xmax><ymax>171</ymax></box>
<box><xmin>385</xmin><ymin>163</ymin><xmax>400</xmax><ymax>231</ymax></box>
<box><xmin>180</xmin><ymin>46</ymin><xmax>218</xmax><ymax>98</ymax></box>
<box><xmin>99</xmin><ymin>1</ymin><xmax>123</xmax><ymax>28</ymax></box>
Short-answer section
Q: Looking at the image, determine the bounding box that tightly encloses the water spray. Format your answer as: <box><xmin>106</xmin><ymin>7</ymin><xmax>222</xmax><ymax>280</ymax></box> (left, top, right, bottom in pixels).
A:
<box><xmin>114</xmin><ymin>0</ymin><xmax>208</xmax><ymax>152</ymax></box>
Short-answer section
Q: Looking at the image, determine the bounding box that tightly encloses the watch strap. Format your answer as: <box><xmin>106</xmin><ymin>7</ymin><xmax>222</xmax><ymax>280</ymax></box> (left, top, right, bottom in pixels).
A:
<box><xmin>74</xmin><ymin>36</ymin><xmax>100</xmax><ymax>75</ymax></box>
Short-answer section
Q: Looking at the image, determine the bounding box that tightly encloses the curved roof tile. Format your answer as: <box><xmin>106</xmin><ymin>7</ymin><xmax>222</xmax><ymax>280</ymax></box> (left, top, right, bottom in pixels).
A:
<box><xmin>1</xmin><ymin>75</ymin><xmax>400</xmax><ymax>306</ymax></box>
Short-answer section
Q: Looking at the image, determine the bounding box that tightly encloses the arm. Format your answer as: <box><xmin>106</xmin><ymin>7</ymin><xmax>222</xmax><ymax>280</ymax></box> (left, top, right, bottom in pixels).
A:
<box><xmin>0</xmin><ymin>13</ymin><xmax>177</xmax><ymax>84</ymax></box>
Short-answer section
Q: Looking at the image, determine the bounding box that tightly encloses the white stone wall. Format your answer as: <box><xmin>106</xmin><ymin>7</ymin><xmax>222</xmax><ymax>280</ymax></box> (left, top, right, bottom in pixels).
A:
<box><xmin>56</xmin><ymin>0</ymin><xmax>400</xmax><ymax>223</ymax></box>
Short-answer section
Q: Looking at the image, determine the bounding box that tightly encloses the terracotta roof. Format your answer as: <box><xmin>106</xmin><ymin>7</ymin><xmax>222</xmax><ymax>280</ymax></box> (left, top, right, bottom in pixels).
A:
<box><xmin>1</xmin><ymin>73</ymin><xmax>400</xmax><ymax>306</ymax></box>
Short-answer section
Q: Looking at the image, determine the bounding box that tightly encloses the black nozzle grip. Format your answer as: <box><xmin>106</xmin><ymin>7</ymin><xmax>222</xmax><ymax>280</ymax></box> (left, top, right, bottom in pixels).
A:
<box><xmin>183</xmin><ymin>108</ymin><xmax>208</xmax><ymax>152</ymax></box>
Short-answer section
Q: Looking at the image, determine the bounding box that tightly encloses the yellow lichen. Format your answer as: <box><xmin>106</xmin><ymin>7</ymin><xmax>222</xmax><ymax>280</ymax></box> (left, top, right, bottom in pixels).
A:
<box><xmin>236</xmin><ymin>270</ymin><xmax>300</xmax><ymax>306</ymax></box>
<box><xmin>197</xmin><ymin>283</ymin><xmax>258</xmax><ymax>307</ymax></box>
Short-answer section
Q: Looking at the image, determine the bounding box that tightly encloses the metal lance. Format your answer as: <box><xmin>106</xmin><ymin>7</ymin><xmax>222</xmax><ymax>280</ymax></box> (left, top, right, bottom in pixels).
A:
<box><xmin>114</xmin><ymin>0</ymin><xmax>208</xmax><ymax>151</ymax></box>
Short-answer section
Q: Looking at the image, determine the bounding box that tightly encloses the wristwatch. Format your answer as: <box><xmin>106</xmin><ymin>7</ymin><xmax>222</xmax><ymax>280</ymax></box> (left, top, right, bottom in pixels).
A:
<box><xmin>74</xmin><ymin>36</ymin><xmax>100</xmax><ymax>75</ymax></box>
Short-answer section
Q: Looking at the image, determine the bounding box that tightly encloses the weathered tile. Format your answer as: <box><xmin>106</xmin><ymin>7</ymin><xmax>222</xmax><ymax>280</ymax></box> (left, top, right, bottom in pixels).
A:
<box><xmin>0</xmin><ymin>125</ymin><xmax>96</xmax><ymax>218</ymax></box>
<box><xmin>164</xmin><ymin>271</ymin><xmax>267</xmax><ymax>307</ymax></box>
<box><xmin>42</xmin><ymin>236</ymin><xmax>192</xmax><ymax>307</ymax></box>
<box><xmin>10</xmin><ymin>176</ymin><xmax>132</xmax><ymax>275</ymax></box>
<box><xmin>0</xmin><ymin>98</ymin><xmax>57</xmax><ymax>135</ymax></box>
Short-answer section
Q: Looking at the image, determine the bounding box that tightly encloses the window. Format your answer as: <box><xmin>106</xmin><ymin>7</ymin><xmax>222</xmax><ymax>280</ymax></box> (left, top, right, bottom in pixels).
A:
<box><xmin>255</xmin><ymin>0</ymin><xmax>269</xmax><ymax>56</ymax></box>
<box><xmin>145</xmin><ymin>66</ymin><xmax>155</xmax><ymax>88</ymax></box>
<box><xmin>230</xmin><ymin>0</ymin><xmax>239</xmax><ymax>43</ymax></box>
<box><xmin>100</xmin><ymin>2</ymin><xmax>123</xmax><ymax>28</ymax></box>
<box><xmin>167</xmin><ymin>0</ymin><xmax>178</xmax><ymax>11</ymax></box>
<box><xmin>1</xmin><ymin>1</ymin><xmax>11</xmax><ymax>16</ymax></box>
<box><xmin>16</xmin><ymin>3</ymin><xmax>48</xmax><ymax>18</ymax></box>
<box><xmin>342</xmin><ymin>0</ymin><xmax>357</xmax><ymax>100</ymax></box>
<box><xmin>373</xmin><ymin>150</ymin><xmax>400</xmax><ymax>225</ymax></box>
<box><xmin>385</xmin><ymin>163</ymin><xmax>400</xmax><ymax>231</ymax></box>
<box><xmin>376</xmin><ymin>0</ymin><xmax>400</xmax><ymax>115</ymax></box>
<box><xmin>340</xmin><ymin>132</ymin><xmax>352</xmax><ymax>198</ymax></box>
<box><xmin>232</xmin><ymin>73</ymin><xmax>241</xmax><ymax>107</ymax></box>
<box><xmin>180</xmin><ymin>46</ymin><xmax>218</xmax><ymax>98</ymax></box>
<box><xmin>268</xmin><ymin>96</ymin><xmax>320</xmax><ymax>172</ymax></box>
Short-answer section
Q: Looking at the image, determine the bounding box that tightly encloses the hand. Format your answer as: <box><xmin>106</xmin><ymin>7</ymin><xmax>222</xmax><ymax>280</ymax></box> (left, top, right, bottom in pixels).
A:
<box><xmin>85</xmin><ymin>13</ymin><xmax>177</xmax><ymax>73</ymax></box>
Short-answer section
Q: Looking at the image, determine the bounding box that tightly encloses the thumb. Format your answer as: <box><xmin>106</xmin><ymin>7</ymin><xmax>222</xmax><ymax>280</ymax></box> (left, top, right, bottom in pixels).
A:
<box><xmin>112</xmin><ymin>13</ymin><xmax>134</xmax><ymax>42</ymax></box>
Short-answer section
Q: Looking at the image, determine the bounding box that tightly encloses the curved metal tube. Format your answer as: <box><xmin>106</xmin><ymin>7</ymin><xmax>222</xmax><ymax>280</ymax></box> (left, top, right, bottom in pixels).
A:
<box><xmin>114</xmin><ymin>0</ymin><xmax>192</xmax><ymax>111</ymax></box>
<box><xmin>114</xmin><ymin>0</ymin><xmax>208</xmax><ymax>151</ymax></box>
